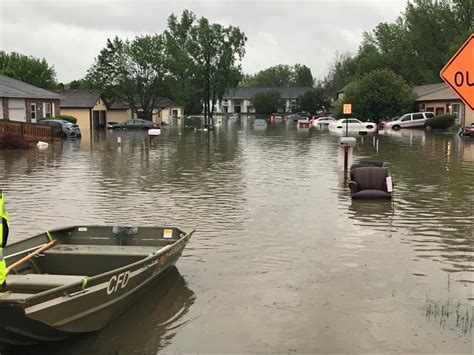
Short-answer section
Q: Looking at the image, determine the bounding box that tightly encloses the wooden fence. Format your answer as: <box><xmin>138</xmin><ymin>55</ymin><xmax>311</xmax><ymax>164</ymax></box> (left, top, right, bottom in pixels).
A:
<box><xmin>0</xmin><ymin>120</ymin><xmax>61</xmax><ymax>142</ymax></box>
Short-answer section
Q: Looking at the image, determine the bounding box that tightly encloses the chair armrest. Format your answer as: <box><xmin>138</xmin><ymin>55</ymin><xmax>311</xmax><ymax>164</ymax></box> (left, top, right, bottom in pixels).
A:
<box><xmin>348</xmin><ymin>180</ymin><xmax>358</xmax><ymax>194</ymax></box>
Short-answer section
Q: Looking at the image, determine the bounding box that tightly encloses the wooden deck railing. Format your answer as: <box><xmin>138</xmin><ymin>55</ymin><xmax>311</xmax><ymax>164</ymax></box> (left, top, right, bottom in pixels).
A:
<box><xmin>0</xmin><ymin>120</ymin><xmax>61</xmax><ymax>142</ymax></box>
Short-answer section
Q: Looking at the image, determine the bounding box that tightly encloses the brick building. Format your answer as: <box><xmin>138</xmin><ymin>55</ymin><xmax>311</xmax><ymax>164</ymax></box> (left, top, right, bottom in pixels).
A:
<box><xmin>0</xmin><ymin>75</ymin><xmax>61</xmax><ymax>123</ymax></box>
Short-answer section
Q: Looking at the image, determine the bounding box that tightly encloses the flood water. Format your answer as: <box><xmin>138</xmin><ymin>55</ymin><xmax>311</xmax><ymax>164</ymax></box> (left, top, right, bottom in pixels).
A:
<box><xmin>1</xmin><ymin>120</ymin><xmax>473</xmax><ymax>353</ymax></box>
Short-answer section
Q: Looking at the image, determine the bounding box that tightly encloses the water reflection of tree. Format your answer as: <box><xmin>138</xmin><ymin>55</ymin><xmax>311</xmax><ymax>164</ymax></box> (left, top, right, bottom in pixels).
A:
<box><xmin>351</xmin><ymin>132</ymin><xmax>473</xmax><ymax>273</ymax></box>
<box><xmin>8</xmin><ymin>267</ymin><xmax>195</xmax><ymax>355</ymax></box>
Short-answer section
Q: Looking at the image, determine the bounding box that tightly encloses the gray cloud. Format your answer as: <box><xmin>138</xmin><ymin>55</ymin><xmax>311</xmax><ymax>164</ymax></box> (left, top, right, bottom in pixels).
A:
<box><xmin>0</xmin><ymin>0</ymin><xmax>406</xmax><ymax>83</ymax></box>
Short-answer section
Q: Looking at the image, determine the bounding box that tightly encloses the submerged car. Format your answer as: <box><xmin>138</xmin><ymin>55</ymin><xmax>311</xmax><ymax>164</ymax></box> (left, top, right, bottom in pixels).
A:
<box><xmin>269</xmin><ymin>113</ymin><xmax>285</xmax><ymax>122</ymax></box>
<box><xmin>382</xmin><ymin>112</ymin><xmax>435</xmax><ymax>130</ymax></box>
<box><xmin>311</xmin><ymin>116</ymin><xmax>336</xmax><ymax>127</ymax></box>
<box><xmin>40</xmin><ymin>119</ymin><xmax>81</xmax><ymax>138</ymax></box>
<box><xmin>253</xmin><ymin>118</ymin><xmax>268</xmax><ymax>127</ymax></box>
<box><xmin>328</xmin><ymin>118</ymin><xmax>377</xmax><ymax>134</ymax></box>
<box><xmin>111</xmin><ymin>119</ymin><xmax>159</xmax><ymax>130</ymax></box>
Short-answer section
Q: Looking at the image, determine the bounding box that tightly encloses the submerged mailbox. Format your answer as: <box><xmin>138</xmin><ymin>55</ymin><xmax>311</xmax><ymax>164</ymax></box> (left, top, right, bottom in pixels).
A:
<box><xmin>339</xmin><ymin>137</ymin><xmax>357</xmax><ymax>147</ymax></box>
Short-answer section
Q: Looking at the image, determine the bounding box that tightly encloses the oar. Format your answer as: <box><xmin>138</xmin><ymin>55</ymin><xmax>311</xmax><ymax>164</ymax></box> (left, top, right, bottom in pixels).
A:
<box><xmin>6</xmin><ymin>239</ymin><xmax>58</xmax><ymax>275</ymax></box>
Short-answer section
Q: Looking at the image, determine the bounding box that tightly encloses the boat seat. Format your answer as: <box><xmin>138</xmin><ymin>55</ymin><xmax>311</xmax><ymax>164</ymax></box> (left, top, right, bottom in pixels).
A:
<box><xmin>37</xmin><ymin>245</ymin><xmax>166</xmax><ymax>276</ymax></box>
<box><xmin>6</xmin><ymin>274</ymin><xmax>86</xmax><ymax>291</ymax></box>
<box><xmin>44</xmin><ymin>244</ymin><xmax>160</xmax><ymax>257</ymax></box>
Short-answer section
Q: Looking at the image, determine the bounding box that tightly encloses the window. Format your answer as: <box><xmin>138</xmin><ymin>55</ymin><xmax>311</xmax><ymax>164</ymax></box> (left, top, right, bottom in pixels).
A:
<box><xmin>413</xmin><ymin>113</ymin><xmax>424</xmax><ymax>120</ymax></box>
<box><xmin>426</xmin><ymin>107</ymin><xmax>434</xmax><ymax>113</ymax></box>
<box><xmin>435</xmin><ymin>107</ymin><xmax>444</xmax><ymax>116</ymax></box>
<box><xmin>425</xmin><ymin>112</ymin><xmax>435</xmax><ymax>118</ymax></box>
<box><xmin>401</xmin><ymin>115</ymin><xmax>412</xmax><ymax>122</ymax></box>
<box><xmin>43</xmin><ymin>102</ymin><xmax>52</xmax><ymax>118</ymax></box>
<box><xmin>451</xmin><ymin>103</ymin><xmax>460</xmax><ymax>123</ymax></box>
<box><xmin>30</xmin><ymin>103</ymin><xmax>36</xmax><ymax>120</ymax></box>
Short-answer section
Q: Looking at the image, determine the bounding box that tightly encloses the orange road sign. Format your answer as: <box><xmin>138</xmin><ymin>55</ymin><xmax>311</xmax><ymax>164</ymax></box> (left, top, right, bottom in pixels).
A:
<box><xmin>440</xmin><ymin>34</ymin><xmax>474</xmax><ymax>110</ymax></box>
<box><xmin>343</xmin><ymin>103</ymin><xmax>352</xmax><ymax>115</ymax></box>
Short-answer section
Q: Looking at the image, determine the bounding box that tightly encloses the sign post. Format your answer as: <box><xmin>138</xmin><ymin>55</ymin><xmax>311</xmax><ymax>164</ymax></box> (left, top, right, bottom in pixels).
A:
<box><xmin>343</xmin><ymin>103</ymin><xmax>352</xmax><ymax>137</ymax></box>
<box><xmin>340</xmin><ymin>103</ymin><xmax>354</xmax><ymax>173</ymax></box>
<box><xmin>440</xmin><ymin>34</ymin><xmax>474</xmax><ymax>114</ymax></box>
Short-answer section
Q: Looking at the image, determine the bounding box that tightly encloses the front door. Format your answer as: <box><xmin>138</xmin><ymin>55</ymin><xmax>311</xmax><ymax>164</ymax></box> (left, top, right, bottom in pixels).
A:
<box><xmin>451</xmin><ymin>103</ymin><xmax>461</xmax><ymax>125</ymax></box>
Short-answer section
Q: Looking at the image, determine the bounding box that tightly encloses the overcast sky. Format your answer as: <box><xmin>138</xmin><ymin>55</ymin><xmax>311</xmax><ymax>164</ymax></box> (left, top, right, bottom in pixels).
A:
<box><xmin>0</xmin><ymin>0</ymin><xmax>407</xmax><ymax>83</ymax></box>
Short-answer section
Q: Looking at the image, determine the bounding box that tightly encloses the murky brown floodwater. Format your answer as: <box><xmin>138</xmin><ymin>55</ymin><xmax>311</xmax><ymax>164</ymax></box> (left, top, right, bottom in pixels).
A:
<box><xmin>0</xmin><ymin>120</ymin><xmax>472</xmax><ymax>354</ymax></box>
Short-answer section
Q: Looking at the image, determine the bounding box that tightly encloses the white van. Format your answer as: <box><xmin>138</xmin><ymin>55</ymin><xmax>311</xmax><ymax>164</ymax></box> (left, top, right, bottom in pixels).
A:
<box><xmin>384</xmin><ymin>112</ymin><xmax>435</xmax><ymax>130</ymax></box>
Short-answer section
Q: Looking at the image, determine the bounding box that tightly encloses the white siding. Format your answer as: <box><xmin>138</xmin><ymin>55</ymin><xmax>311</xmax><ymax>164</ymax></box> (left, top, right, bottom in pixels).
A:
<box><xmin>0</xmin><ymin>99</ymin><xmax>3</xmax><ymax>119</ymax></box>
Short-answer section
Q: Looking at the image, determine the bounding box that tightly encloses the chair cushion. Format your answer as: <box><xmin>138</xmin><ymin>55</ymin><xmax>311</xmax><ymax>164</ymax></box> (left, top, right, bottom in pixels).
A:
<box><xmin>352</xmin><ymin>167</ymin><xmax>388</xmax><ymax>191</ymax></box>
<box><xmin>352</xmin><ymin>189</ymin><xmax>392</xmax><ymax>199</ymax></box>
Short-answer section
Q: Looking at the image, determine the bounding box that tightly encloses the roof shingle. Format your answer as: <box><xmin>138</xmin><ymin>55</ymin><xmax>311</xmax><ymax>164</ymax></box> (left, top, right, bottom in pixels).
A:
<box><xmin>0</xmin><ymin>74</ymin><xmax>61</xmax><ymax>100</ymax></box>
<box><xmin>60</xmin><ymin>89</ymin><xmax>102</xmax><ymax>108</ymax></box>
<box><xmin>414</xmin><ymin>83</ymin><xmax>462</xmax><ymax>101</ymax></box>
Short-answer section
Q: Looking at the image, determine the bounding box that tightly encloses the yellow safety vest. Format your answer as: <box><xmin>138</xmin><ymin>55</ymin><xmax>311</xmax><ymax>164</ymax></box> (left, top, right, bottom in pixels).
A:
<box><xmin>0</xmin><ymin>193</ymin><xmax>9</xmax><ymax>286</ymax></box>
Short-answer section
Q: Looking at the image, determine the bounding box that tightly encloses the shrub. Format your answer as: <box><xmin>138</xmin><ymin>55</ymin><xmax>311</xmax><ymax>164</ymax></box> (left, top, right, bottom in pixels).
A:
<box><xmin>425</xmin><ymin>114</ymin><xmax>455</xmax><ymax>130</ymax></box>
<box><xmin>40</xmin><ymin>115</ymin><xmax>77</xmax><ymax>124</ymax></box>
<box><xmin>332</xmin><ymin>69</ymin><xmax>415</xmax><ymax>122</ymax></box>
<box><xmin>0</xmin><ymin>133</ymin><xmax>31</xmax><ymax>149</ymax></box>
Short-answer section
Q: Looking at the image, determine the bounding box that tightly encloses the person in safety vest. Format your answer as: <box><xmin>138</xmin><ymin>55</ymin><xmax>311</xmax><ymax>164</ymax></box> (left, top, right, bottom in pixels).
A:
<box><xmin>0</xmin><ymin>192</ymin><xmax>9</xmax><ymax>288</ymax></box>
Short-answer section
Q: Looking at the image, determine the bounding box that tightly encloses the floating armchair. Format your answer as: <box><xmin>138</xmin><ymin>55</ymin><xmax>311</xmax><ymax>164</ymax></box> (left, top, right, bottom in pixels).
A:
<box><xmin>349</xmin><ymin>166</ymin><xmax>393</xmax><ymax>200</ymax></box>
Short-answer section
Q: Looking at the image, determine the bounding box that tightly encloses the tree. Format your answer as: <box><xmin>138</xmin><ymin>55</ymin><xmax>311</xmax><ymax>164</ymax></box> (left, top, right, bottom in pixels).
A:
<box><xmin>292</xmin><ymin>64</ymin><xmax>314</xmax><ymax>86</ymax></box>
<box><xmin>333</xmin><ymin>69</ymin><xmax>415</xmax><ymax>123</ymax></box>
<box><xmin>252</xmin><ymin>90</ymin><xmax>283</xmax><ymax>114</ymax></box>
<box><xmin>296</xmin><ymin>86</ymin><xmax>331</xmax><ymax>113</ymax></box>
<box><xmin>245</xmin><ymin>65</ymin><xmax>293</xmax><ymax>87</ymax></box>
<box><xmin>402</xmin><ymin>0</ymin><xmax>464</xmax><ymax>84</ymax></box>
<box><xmin>86</xmin><ymin>35</ymin><xmax>168</xmax><ymax>121</ymax></box>
<box><xmin>0</xmin><ymin>51</ymin><xmax>57</xmax><ymax>89</ymax></box>
<box><xmin>322</xmin><ymin>53</ymin><xmax>359</xmax><ymax>99</ymax></box>
<box><xmin>244</xmin><ymin>64</ymin><xmax>314</xmax><ymax>87</ymax></box>
<box><xmin>69</xmin><ymin>78</ymin><xmax>95</xmax><ymax>89</ymax></box>
<box><xmin>189</xmin><ymin>16</ymin><xmax>246</xmax><ymax>125</ymax></box>
<box><xmin>164</xmin><ymin>10</ymin><xmax>202</xmax><ymax>114</ymax></box>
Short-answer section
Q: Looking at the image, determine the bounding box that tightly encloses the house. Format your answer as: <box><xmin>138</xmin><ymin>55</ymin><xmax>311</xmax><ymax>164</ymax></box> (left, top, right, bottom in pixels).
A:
<box><xmin>60</xmin><ymin>89</ymin><xmax>110</xmax><ymax>131</ymax></box>
<box><xmin>107</xmin><ymin>102</ymin><xmax>132</xmax><ymax>124</ymax></box>
<box><xmin>0</xmin><ymin>74</ymin><xmax>61</xmax><ymax>123</ymax></box>
<box><xmin>336</xmin><ymin>82</ymin><xmax>355</xmax><ymax>102</ymax></box>
<box><xmin>414</xmin><ymin>83</ymin><xmax>474</xmax><ymax>126</ymax></box>
<box><xmin>217</xmin><ymin>86</ymin><xmax>313</xmax><ymax>113</ymax></box>
<box><xmin>132</xmin><ymin>98</ymin><xmax>184</xmax><ymax>125</ymax></box>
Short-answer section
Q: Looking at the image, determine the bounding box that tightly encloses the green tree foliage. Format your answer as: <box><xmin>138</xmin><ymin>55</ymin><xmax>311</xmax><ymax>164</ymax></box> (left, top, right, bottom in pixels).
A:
<box><xmin>164</xmin><ymin>10</ymin><xmax>202</xmax><ymax>114</ymax></box>
<box><xmin>86</xmin><ymin>11</ymin><xmax>246</xmax><ymax>123</ymax></box>
<box><xmin>86</xmin><ymin>35</ymin><xmax>168</xmax><ymax>121</ymax></box>
<box><xmin>322</xmin><ymin>53</ymin><xmax>359</xmax><ymax>98</ymax></box>
<box><xmin>333</xmin><ymin>69</ymin><xmax>415</xmax><ymax>122</ymax></box>
<box><xmin>293</xmin><ymin>64</ymin><xmax>314</xmax><ymax>86</ymax></box>
<box><xmin>296</xmin><ymin>86</ymin><xmax>331</xmax><ymax>113</ymax></box>
<box><xmin>69</xmin><ymin>79</ymin><xmax>95</xmax><ymax>89</ymax></box>
<box><xmin>252</xmin><ymin>90</ymin><xmax>283</xmax><ymax>114</ymax></box>
<box><xmin>323</xmin><ymin>0</ymin><xmax>472</xmax><ymax>97</ymax></box>
<box><xmin>244</xmin><ymin>64</ymin><xmax>314</xmax><ymax>87</ymax></box>
<box><xmin>245</xmin><ymin>65</ymin><xmax>293</xmax><ymax>87</ymax></box>
<box><xmin>0</xmin><ymin>51</ymin><xmax>57</xmax><ymax>89</ymax></box>
<box><xmin>190</xmin><ymin>16</ymin><xmax>246</xmax><ymax>124</ymax></box>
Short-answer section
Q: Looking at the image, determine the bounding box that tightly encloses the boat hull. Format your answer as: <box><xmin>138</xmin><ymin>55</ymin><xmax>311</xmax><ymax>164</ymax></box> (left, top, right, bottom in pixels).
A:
<box><xmin>0</xmin><ymin>226</ymin><xmax>192</xmax><ymax>345</ymax></box>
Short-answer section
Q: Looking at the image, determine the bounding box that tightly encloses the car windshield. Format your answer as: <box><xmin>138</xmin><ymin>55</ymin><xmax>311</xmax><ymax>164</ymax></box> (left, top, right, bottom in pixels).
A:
<box><xmin>396</xmin><ymin>115</ymin><xmax>409</xmax><ymax>121</ymax></box>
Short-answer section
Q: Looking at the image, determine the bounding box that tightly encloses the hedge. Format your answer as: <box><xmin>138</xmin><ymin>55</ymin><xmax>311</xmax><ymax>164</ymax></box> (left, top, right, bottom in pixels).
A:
<box><xmin>425</xmin><ymin>114</ymin><xmax>455</xmax><ymax>130</ymax></box>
